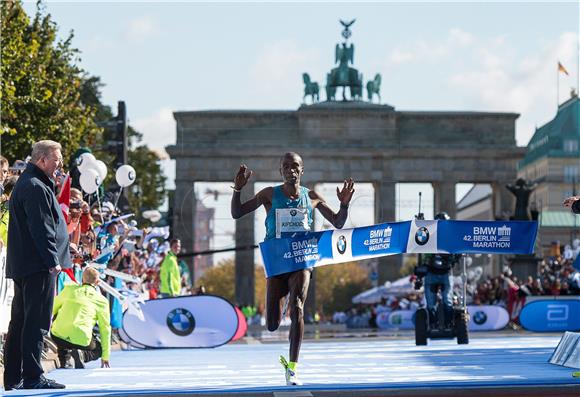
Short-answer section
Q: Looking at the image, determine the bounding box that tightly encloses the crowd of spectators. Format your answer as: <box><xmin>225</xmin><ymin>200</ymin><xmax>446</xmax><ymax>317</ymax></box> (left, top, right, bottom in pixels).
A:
<box><xmin>334</xmin><ymin>244</ymin><xmax>579</xmax><ymax>329</ymax></box>
<box><xmin>0</xmin><ymin>154</ymin><xmax>195</xmax><ymax>328</ymax></box>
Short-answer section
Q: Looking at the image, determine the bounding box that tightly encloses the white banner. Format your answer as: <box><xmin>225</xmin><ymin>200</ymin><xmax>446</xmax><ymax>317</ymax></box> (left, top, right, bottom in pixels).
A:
<box><xmin>0</xmin><ymin>248</ymin><xmax>14</xmax><ymax>334</ymax></box>
<box><xmin>123</xmin><ymin>295</ymin><xmax>238</xmax><ymax>348</ymax></box>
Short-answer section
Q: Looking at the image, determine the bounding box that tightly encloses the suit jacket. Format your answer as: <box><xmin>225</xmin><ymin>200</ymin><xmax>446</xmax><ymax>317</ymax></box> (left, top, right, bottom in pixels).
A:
<box><xmin>6</xmin><ymin>163</ymin><xmax>71</xmax><ymax>279</ymax></box>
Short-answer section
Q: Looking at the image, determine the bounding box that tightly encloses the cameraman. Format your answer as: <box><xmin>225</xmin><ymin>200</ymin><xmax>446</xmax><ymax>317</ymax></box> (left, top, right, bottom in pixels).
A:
<box><xmin>420</xmin><ymin>212</ymin><xmax>460</xmax><ymax>329</ymax></box>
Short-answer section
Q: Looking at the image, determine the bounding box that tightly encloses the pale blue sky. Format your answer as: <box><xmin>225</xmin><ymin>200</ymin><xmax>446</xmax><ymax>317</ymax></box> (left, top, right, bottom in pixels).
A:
<box><xmin>24</xmin><ymin>1</ymin><xmax>579</xmax><ymax>155</ymax></box>
<box><xmin>21</xmin><ymin>1</ymin><xmax>580</xmax><ymax>262</ymax></box>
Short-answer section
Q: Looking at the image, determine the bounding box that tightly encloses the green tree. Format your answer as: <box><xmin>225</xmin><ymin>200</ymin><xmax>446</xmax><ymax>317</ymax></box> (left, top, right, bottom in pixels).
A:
<box><xmin>196</xmin><ymin>259</ymin><xmax>266</xmax><ymax>308</ymax></box>
<box><xmin>78</xmin><ymin>75</ymin><xmax>165</xmax><ymax>211</ymax></box>
<box><xmin>0</xmin><ymin>0</ymin><xmax>101</xmax><ymax>163</ymax></box>
<box><xmin>315</xmin><ymin>262</ymin><xmax>371</xmax><ymax>316</ymax></box>
<box><xmin>127</xmin><ymin>145</ymin><xmax>166</xmax><ymax>211</ymax></box>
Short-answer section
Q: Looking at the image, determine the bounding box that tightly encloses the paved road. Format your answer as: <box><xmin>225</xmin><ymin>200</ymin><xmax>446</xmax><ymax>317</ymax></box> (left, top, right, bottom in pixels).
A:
<box><xmin>5</xmin><ymin>335</ymin><xmax>579</xmax><ymax>397</ymax></box>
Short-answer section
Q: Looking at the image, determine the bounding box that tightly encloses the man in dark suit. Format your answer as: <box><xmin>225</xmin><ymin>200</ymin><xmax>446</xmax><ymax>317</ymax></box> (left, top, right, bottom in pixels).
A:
<box><xmin>563</xmin><ymin>195</ymin><xmax>580</xmax><ymax>214</ymax></box>
<box><xmin>3</xmin><ymin>140</ymin><xmax>71</xmax><ymax>390</ymax></box>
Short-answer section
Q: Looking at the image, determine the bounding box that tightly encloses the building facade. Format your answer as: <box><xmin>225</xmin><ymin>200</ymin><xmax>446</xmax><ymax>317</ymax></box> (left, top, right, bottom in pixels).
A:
<box><xmin>518</xmin><ymin>93</ymin><xmax>580</xmax><ymax>254</ymax></box>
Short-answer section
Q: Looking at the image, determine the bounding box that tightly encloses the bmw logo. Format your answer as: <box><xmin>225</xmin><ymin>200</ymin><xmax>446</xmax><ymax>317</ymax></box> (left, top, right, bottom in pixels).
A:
<box><xmin>166</xmin><ymin>308</ymin><xmax>195</xmax><ymax>336</ymax></box>
<box><xmin>414</xmin><ymin>227</ymin><xmax>430</xmax><ymax>246</ymax></box>
<box><xmin>473</xmin><ymin>311</ymin><xmax>487</xmax><ymax>325</ymax></box>
<box><xmin>337</xmin><ymin>235</ymin><xmax>347</xmax><ymax>254</ymax></box>
<box><xmin>290</xmin><ymin>209</ymin><xmax>297</xmax><ymax>216</ymax></box>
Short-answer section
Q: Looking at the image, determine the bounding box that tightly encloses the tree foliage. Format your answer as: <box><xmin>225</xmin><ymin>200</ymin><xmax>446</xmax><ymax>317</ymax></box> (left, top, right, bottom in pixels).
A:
<box><xmin>196</xmin><ymin>259</ymin><xmax>370</xmax><ymax>315</ymax></box>
<box><xmin>127</xmin><ymin>145</ymin><xmax>167</xmax><ymax>211</ymax></box>
<box><xmin>0</xmin><ymin>1</ymin><xmax>167</xmax><ymax>211</ymax></box>
<box><xmin>315</xmin><ymin>262</ymin><xmax>371</xmax><ymax>315</ymax></box>
<box><xmin>1</xmin><ymin>0</ymin><xmax>101</xmax><ymax>163</ymax></box>
<box><xmin>196</xmin><ymin>259</ymin><xmax>267</xmax><ymax>308</ymax></box>
<box><xmin>78</xmin><ymin>73</ymin><xmax>166</xmax><ymax>211</ymax></box>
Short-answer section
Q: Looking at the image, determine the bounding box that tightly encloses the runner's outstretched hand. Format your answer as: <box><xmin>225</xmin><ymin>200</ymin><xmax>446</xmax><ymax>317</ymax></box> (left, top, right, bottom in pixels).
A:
<box><xmin>336</xmin><ymin>178</ymin><xmax>355</xmax><ymax>206</ymax></box>
<box><xmin>233</xmin><ymin>164</ymin><xmax>253</xmax><ymax>190</ymax></box>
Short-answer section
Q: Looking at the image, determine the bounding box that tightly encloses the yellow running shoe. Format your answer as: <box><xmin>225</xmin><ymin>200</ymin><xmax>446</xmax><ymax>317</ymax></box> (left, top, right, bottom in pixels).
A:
<box><xmin>279</xmin><ymin>355</ymin><xmax>302</xmax><ymax>386</ymax></box>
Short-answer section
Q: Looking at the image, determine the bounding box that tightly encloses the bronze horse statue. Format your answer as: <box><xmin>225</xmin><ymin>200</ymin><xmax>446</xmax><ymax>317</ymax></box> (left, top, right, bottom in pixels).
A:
<box><xmin>302</xmin><ymin>73</ymin><xmax>319</xmax><ymax>103</ymax></box>
<box><xmin>326</xmin><ymin>42</ymin><xmax>363</xmax><ymax>101</ymax></box>
<box><xmin>366</xmin><ymin>74</ymin><xmax>381</xmax><ymax>103</ymax></box>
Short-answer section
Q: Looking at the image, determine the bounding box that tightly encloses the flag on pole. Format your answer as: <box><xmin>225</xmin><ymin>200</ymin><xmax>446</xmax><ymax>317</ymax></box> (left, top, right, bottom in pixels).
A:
<box><xmin>58</xmin><ymin>173</ymin><xmax>71</xmax><ymax>223</ymax></box>
<box><xmin>558</xmin><ymin>61</ymin><xmax>569</xmax><ymax>76</ymax></box>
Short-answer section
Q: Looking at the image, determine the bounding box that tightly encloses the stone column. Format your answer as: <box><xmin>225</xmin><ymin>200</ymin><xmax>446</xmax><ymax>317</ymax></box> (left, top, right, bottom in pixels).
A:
<box><xmin>433</xmin><ymin>181</ymin><xmax>457</xmax><ymax>218</ymax></box>
<box><xmin>305</xmin><ymin>182</ymin><xmax>317</xmax><ymax>322</ymax></box>
<box><xmin>235</xmin><ymin>182</ymin><xmax>255</xmax><ymax>307</ymax></box>
<box><xmin>173</xmin><ymin>180</ymin><xmax>196</xmax><ymax>275</ymax></box>
<box><xmin>373</xmin><ymin>180</ymin><xmax>400</xmax><ymax>282</ymax></box>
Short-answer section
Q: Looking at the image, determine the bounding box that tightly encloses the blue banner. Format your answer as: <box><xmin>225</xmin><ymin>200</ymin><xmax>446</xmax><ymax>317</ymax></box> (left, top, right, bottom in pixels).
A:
<box><xmin>259</xmin><ymin>220</ymin><xmax>538</xmax><ymax>277</ymax></box>
<box><xmin>520</xmin><ymin>300</ymin><xmax>580</xmax><ymax>332</ymax></box>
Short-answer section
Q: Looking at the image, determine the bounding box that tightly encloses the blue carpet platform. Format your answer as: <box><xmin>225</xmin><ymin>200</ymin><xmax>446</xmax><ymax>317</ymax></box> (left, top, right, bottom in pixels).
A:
<box><xmin>5</xmin><ymin>335</ymin><xmax>579</xmax><ymax>397</ymax></box>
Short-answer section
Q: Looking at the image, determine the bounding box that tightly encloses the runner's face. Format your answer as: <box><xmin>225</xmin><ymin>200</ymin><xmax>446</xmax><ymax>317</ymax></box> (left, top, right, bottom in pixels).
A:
<box><xmin>280</xmin><ymin>155</ymin><xmax>303</xmax><ymax>184</ymax></box>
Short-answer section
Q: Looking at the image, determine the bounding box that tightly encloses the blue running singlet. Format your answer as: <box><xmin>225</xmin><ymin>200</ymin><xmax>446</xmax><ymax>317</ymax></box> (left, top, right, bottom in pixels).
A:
<box><xmin>264</xmin><ymin>185</ymin><xmax>313</xmax><ymax>241</ymax></box>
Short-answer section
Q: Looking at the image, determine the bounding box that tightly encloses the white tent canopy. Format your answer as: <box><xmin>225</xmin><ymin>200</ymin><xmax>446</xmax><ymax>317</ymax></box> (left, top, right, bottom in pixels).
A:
<box><xmin>352</xmin><ymin>276</ymin><xmax>415</xmax><ymax>304</ymax></box>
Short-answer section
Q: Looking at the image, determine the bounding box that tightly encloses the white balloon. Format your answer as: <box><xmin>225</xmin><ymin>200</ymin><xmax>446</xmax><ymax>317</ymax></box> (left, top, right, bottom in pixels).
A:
<box><xmin>142</xmin><ymin>210</ymin><xmax>162</xmax><ymax>223</ymax></box>
<box><xmin>79</xmin><ymin>168</ymin><xmax>101</xmax><ymax>194</ymax></box>
<box><xmin>76</xmin><ymin>153</ymin><xmax>96</xmax><ymax>173</ymax></box>
<box><xmin>116</xmin><ymin>165</ymin><xmax>136</xmax><ymax>187</ymax></box>
<box><xmin>91</xmin><ymin>160</ymin><xmax>108</xmax><ymax>181</ymax></box>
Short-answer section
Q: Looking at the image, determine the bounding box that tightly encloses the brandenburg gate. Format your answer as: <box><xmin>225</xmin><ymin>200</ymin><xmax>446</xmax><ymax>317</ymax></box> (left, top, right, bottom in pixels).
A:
<box><xmin>166</xmin><ymin>21</ymin><xmax>523</xmax><ymax>307</ymax></box>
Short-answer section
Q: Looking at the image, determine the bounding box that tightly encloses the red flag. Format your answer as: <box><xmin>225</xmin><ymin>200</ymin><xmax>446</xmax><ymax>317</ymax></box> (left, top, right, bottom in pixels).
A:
<box><xmin>62</xmin><ymin>268</ymin><xmax>77</xmax><ymax>283</ymax></box>
<box><xmin>58</xmin><ymin>174</ymin><xmax>71</xmax><ymax>223</ymax></box>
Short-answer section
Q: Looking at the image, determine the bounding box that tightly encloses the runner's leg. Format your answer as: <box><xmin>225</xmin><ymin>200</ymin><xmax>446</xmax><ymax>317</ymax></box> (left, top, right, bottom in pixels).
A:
<box><xmin>266</xmin><ymin>275</ymin><xmax>290</xmax><ymax>332</ymax></box>
<box><xmin>287</xmin><ymin>269</ymin><xmax>311</xmax><ymax>362</ymax></box>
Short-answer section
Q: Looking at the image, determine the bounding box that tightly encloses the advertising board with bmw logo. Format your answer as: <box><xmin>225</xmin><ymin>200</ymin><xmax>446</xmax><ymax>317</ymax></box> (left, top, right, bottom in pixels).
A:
<box><xmin>167</xmin><ymin>308</ymin><xmax>195</xmax><ymax>336</ymax></box>
<box><xmin>466</xmin><ymin>305</ymin><xmax>509</xmax><ymax>331</ymax></box>
<box><xmin>332</xmin><ymin>229</ymin><xmax>354</xmax><ymax>261</ymax></box>
<box><xmin>406</xmin><ymin>220</ymin><xmax>438</xmax><ymax>253</ymax></box>
<box><xmin>123</xmin><ymin>295</ymin><xmax>239</xmax><ymax>348</ymax></box>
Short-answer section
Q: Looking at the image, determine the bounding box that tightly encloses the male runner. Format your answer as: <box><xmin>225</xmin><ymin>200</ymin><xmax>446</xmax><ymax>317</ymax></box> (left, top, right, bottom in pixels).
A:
<box><xmin>231</xmin><ymin>152</ymin><xmax>354</xmax><ymax>385</ymax></box>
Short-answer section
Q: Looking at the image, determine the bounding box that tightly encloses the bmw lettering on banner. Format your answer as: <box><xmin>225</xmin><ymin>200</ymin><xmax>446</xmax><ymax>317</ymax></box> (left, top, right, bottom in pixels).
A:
<box><xmin>260</xmin><ymin>231</ymin><xmax>330</xmax><ymax>277</ymax></box>
<box><xmin>351</xmin><ymin>222</ymin><xmax>410</xmax><ymax>257</ymax></box>
<box><xmin>406</xmin><ymin>220</ymin><xmax>438</xmax><ymax>253</ymax></box>
<box><xmin>438</xmin><ymin>220</ymin><xmax>538</xmax><ymax>254</ymax></box>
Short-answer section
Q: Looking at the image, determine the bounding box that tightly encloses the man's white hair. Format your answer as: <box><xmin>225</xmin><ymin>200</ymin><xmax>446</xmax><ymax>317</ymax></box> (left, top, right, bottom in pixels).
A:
<box><xmin>30</xmin><ymin>140</ymin><xmax>61</xmax><ymax>163</ymax></box>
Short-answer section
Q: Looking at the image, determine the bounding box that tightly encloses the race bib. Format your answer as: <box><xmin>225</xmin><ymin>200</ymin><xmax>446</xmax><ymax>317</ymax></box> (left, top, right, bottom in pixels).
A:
<box><xmin>275</xmin><ymin>208</ymin><xmax>310</xmax><ymax>238</ymax></box>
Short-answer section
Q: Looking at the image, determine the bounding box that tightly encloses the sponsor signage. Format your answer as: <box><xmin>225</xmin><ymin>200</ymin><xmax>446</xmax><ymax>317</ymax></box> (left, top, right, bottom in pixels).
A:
<box><xmin>260</xmin><ymin>220</ymin><xmax>538</xmax><ymax>278</ymax></box>
<box><xmin>123</xmin><ymin>295</ymin><xmax>238</xmax><ymax>348</ymax></box>
<box><xmin>467</xmin><ymin>305</ymin><xmax>509</xmax><ymax>331</ymax></box>
<box><xmin>520</xmin><ymin>300</ymin><xmax>580</xmax><ymax>332</ymax></box>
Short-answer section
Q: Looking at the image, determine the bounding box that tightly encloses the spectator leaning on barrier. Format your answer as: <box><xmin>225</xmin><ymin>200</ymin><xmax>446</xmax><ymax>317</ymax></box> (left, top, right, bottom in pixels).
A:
<box><xmin>159</xmin><ymin>238</ymin><xmax>181</xmax><ymax>297</ymax></box>
<box><xmin>4</xmin><ymin>140</ymin><xmax>70</xmax><ymax>390</ymax></box>
<box><xmin>50</xmin><ymin>266</ymin><xmax>111</xmax><ymax>369</ymax></box>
